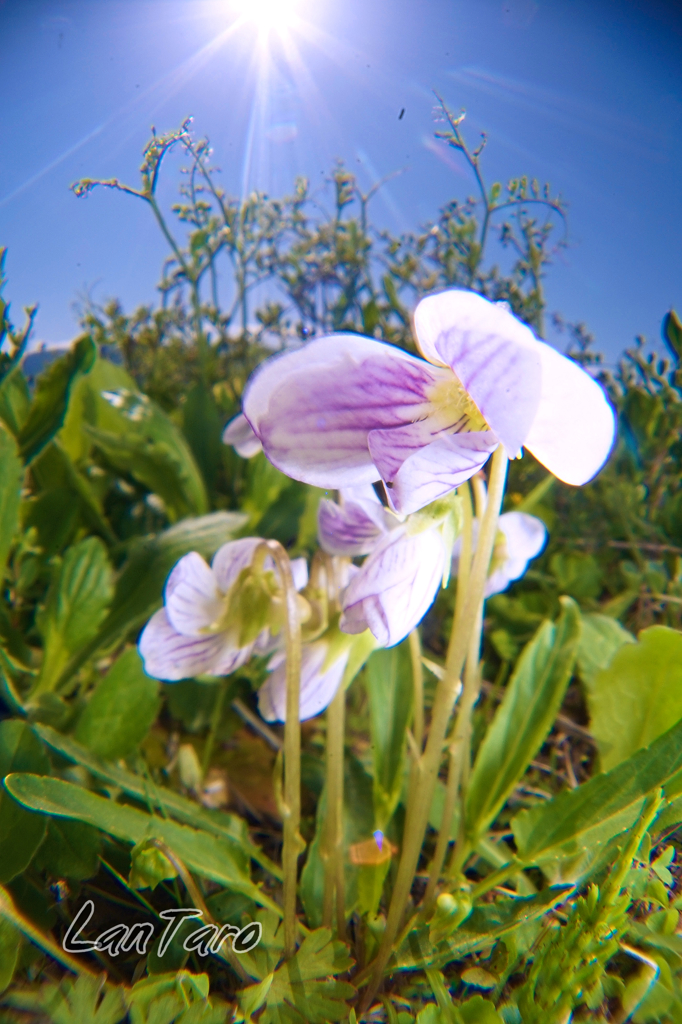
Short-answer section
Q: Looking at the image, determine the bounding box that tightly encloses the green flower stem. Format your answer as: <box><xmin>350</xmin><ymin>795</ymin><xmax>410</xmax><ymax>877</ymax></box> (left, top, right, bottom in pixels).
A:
<box><xmin>360</xmin><ymin>448</ymin><xmax>508</xmax><ymax>1011</ymax></box>
<box><xmin>446</xmin><ymin>600</ymin><xmax>485</xmax><ymax>880</ymax></box>
<box><xmin>408</xmin><ymin>629</ymin><xmax>425</xmax><ymax>752</ymax></box>
<box><xmin>423</xmin><ymin>598</ymin><xmax>483</xmax><ymax>909</ymax></box>
<box><xmin>322</xmin><ymin>681</ymin><xmax>347</xmax><ymax>938</ymax></box>
<box><xmin>263</xmin><ymin>540</ymin><xmax>303</xmax><ymax>959</ymax></box>
<box><xmin>201</xmin><ymin>676</ymin><xmax>228</xmax><ymax>780</ymax></box>
<box><xmin>421</xmin><ymin>485</ymin><xmax>474</xmax><ymax>910</ymax></box>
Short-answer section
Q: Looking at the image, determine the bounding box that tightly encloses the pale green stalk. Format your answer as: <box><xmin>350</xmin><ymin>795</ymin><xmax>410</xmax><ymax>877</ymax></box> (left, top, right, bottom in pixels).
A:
<box><xmin>446</xmin><ymin>601</ymin><xmax>484</xmax><ymax>879</ymax></box>
<box><xmin>360</xmin><ymin>448</ymin><xmax>508</xmax><ymax>1010</ymax></box>
<box><xmin>421</xmin><ymin>483</ymin><xmax>474</xmax><ymax>910</ymax></box>
<box><xmin>263</xmin><ymin>541</ymin><xmax>303</xmax><ymax>959</ymax></box>
<box><xmin>408</xmin><ymin>629</ymin><xmax>425</xmax><ymax>752</ymax></box>
<box><xmin>423</xmin><ymin>599</ymin><xmax>483</xmax><ymax>909</ymax></box>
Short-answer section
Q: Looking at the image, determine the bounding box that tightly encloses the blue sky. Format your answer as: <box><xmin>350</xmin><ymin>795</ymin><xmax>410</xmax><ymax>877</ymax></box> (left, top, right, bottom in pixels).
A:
<box><xmin>1</xmin><ymin>0</ymin><xmax>680</xmax><ymax>362</ymax></box>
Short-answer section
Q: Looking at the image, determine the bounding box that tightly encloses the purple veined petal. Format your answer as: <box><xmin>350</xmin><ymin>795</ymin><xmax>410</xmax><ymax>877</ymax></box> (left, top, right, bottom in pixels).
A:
<box><xmin>484</xmin><ymin>511</ymin><xmax>547</xmax><ymax>596</ymax></box>
<box><xmin>211</xmin><ymin>537</ymin><xmax>263</xmax><ymax>593</ymax></box>
<box><xmin>222</xmin><ymin>413</ymin><xmax>263</xmax><ymax>458</ymax></box>
<box><xmin>165</xmin><ymin>552</ymin><xmax>224</xmax><ymax>637</ymax></box>
<box><xmin>385</xmin><ymin>431</ymin><xmax>499</xmax><ymax>515</ymax></box>
<box><xmin>318</xmin><ymin>498</ymin><xmax>385</xmax><ymax>556</ymax></box>
<box><xmin>340</xmin><ymin>525</ymin><xmax>447</xmax><ymax>647</ymax></box>
<box><xmin>258</xmin><ymin>640</ymin><xmax>350</xmax><ymax>722</ymax></box>
<box><xmin>413</xmin><ymin>290</ymin><xmax>543</xmax><ymax>458</ymax></box>
<box><xmin>524</xmin><ymin>341</ymin><xmax>616</xmax><ymax>485</ymax></box>
<box><xmin>242</xmin><ymin>333</ymin><xmax>441</xmax><ymax>488</ymax></box>
<box><xmin>139</xmin><ymin>608</ymin><xmax>241</xmax><ymax>682</ymax></box>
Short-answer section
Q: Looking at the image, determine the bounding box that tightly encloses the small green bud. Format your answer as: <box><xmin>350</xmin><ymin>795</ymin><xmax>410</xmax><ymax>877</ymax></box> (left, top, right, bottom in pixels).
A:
<box><xmin>129</xmin><ymin>839</ymin><xmax>177</xmax><ymax>891</ymax></box>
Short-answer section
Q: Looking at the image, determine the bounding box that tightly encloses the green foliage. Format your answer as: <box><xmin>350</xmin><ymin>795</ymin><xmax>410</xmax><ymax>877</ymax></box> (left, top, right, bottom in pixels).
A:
<box><xmin>465</xmin><ymin>597</ymin><xmax>580</xmax><ymax>841</ymax></box>
<box><xmin>4</xmin><ymin>773</ymin><xmax>276</xmax><ymax>909</ymax></box>
<box><xmin>17</xmin><ymin>338</ymin><xmax>96</xmax><ymax>464</ymax></box>
<box><xmin>366</xmin><ymin>642</ymin><xmax>414</xmax><ymax>829</ymax></box>
<box><xmin>33</xmin><ymin>536</ymin><xmax>114</xmax><ymax>695</ymax></box>
<box><xmin>588</xmin><ymin>625</ymin><xmax>682</xmax><ymax>770</ymax></box>
<box><xmin>0</xmin><ymin>424</ymin><xmax>22</xmax><ymax>579</ymax></box>
<box><xmin>238</xmin><ymin>928</ymin><xmax>355</xmax><ymax>1023</ymax></box>
<box><xmin>74</xmin><ymin>648</ymin><xmax>160</xmax><ymax>760</ymax></box>
<box><xmin>512</xmin><ymin>715</ymin><xmax>682</xmax><ymax>868</ymax></box>
<box><xmin>0</xmin><ymin>721</ymin><xmax>49</xmax><ymax>883</ymax></box>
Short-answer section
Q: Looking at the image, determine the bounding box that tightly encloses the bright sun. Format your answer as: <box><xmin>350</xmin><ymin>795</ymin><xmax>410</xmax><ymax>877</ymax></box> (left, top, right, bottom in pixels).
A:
<box><xmin>231</xmin><ymin>0</ymin><xmax>300</xmax><ymax>32</ymax></box>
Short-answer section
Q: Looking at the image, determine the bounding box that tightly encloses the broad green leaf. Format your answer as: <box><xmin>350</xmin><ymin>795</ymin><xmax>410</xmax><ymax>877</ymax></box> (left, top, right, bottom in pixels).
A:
<box><xmin>588</xmin><ymin>626</ymin><xmax>682</xmax><ymax>770</ymax></box>
<box><xmin>5</xmin><ymin>773</ymin><xmax>279</xmax><ymax>912</ymax></box>
<box><xmin>239</xmin><ymin>928</ymin><xmax>355</xmax><ymax>1024</ymax></box>
<box><xmin>53</xmin><ymin>510</ymin><xmax>247</xmax><ymax>688</ymax></box>
<box><xmin>61</xmin><ymin>355</ymin><xmax>209</xmax><ymax>522</ymax></box>
<box><xmin>366</xmin><ymin>642</ymin><xmax>413</xmax><ymax>828</ymax></box>
<box><xmin>393</xmin><ymin>887</ymin><xmax>572</xmax><ymax>972</ymax></box>
<box><xmin>75</xmin><ymin>648</ymin><xmax>160</xmax><ymax>760</ymax></box>
<box><xmin>32</xmin><ymin>723</ymin><xmax>278</xmax><ymax>876</ymax></box>
<box><xmin>59</xmin><ymin>354</ymin><xmax>139</xmax><ymax>463</ymax></box>
<box><xmin>512</xmin><ymin>715</ymin><xmax>682</xmax><ymax>866</ymax></box>
<box><xmin>576</xmin><ymin>612</ymin><xmax>635</xmax><ymax>692</ymax></box>
<box><xmin>78</xmin><ymin>381</ymin><xmax>208</xmax><ymax>523</ymax></box>
<box><xmin>34</xmin><ymin>818</ymin><xmax>101</xmax><ymax>880</ymax></box>
<box><xmin>0</xmin><ymin>365</ymin><xmax>30</xmax><ymax>435</ymax></box>
<box><xmin>17</xmin><ymin>337</ymin><xmax>96</xmax><ymax>463</ymax></box>
<box><xmin>0</xmin><ymin>720</ymin><xmax>49</xmax><ymax>883</ymax></box>
<box><xmin>465</xmin><ymin>597</ymin><xmax>581</xmax><ymax>839</ymax></box>
<box><xmin>0</xmin><ymin>422</ymin><xmax>22</xmax><ymax>576</ymax></box>
<box><xmin>29</xmin><ymin>440</ymin><xmax>116</xmax><ymax>545</ymax></box>
<box><xmin>0</xmin><ymin>916</ymin><xmax>20</xmax><ymax>994</ymax></box>
<box><xmin>181</xmin><ymin>382</ymin><xmax>223</xmax><ymax>494</ymax></box>
<box><xmin>33</xmin><ymin>536</ymin><xmax>114</xmax><ymax>695</ymax></box>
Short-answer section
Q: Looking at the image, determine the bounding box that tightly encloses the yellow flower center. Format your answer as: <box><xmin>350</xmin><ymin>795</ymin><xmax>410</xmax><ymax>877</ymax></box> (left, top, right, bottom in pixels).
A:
<box><xmin>428</xmin><ymin>372</ymin><xmax>488</xmax><ymax>434</ymax></box>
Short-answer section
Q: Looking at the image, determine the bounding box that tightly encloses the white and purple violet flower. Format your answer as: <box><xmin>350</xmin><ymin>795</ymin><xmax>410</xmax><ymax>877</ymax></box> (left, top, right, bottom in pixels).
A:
<box><xmin>240</xmin><ymin>289</ymin><xmax>615</xmax><ymax>515</ymax></box>
<box><xmin>138</xmin><ymin>537</ymin><xmax>307</xmax><ymax>682</ymax></box>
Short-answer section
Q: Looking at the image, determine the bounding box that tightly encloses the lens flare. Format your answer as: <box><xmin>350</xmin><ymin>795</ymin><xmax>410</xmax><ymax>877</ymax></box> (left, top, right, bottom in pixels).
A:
<box><xmin>232</xmin><ymin>0</ymin><xmax>299</xmax><ymax>32</ymax></box>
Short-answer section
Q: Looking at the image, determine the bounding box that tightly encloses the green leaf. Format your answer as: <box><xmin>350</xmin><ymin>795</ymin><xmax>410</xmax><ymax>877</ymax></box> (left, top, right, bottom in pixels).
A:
<box><xmin>17</xmin><ymin>337</ymin><xmax>96</xmax><ymax>463</ymax></box>
<box><xmin>465</xmin><ymin>597</ymin><xmax>581</xmax><ymax>839</ymax></box>
<box><xmin>0</xmin><ymin>916</ymin><xmax>20</xmax><ymax>995</ymax></box>
<box><xmin>81</xmin><ymin>382</ymin><xmax>209</xmax><ymax>523</ymax></box>
<box><xmin>33</xmin><ymin>536</ymin><xmax>114</xmax><ymax>695</ymax></box>
<box><xmin>0</xmin><ymin>422</ymin><xmax>22</xmax><ymax>577</ymax></box>
<box><xmin>4</xmin><ymin>773</ymin><xmax>279</xmax><ymax>911</ymax></box>
<box><xmin>34</xmin><ymin>818</ymin><xmax>101</xmax><ymax>880</ymax></box>
<box><xmin>576</xmin><ymin>612</ymin><xmax>634</xmax><ymax>691</ymax></box>
<box><xmin>0</xmin><ymin>720</ymin><xmax>49</xmax><ymax>883</ymax></box>
<box><xmin>0</xmin><ymin>365</ymin><xmax>31</xmax><ymax>435</ymax></box>
<box><xmin>366</xmin><ymin>642</ymin><xmax>413</xmax><ymax>828</ymax></box>
<box><xmin>239</xmin><ymin>928</ymin><xmax>355</xmax><ymax>1023</ymax></box>
<box><xmin>75</xmin><ymin>648</ymin><xmax>160</xmax><ymax>759</ymax></box>
<box><xmin>181</xmin><ymin>383</ymin><xmax>223</xmax><ymax>494</ymax></box>
<box><xmin>587</xmin><ymin>626</ymin><xmax>682</xmax><ymax>770</ymax></box>
<box><xmin>393</xmin><ymin>887</ymin><xmax>572</xmax><ymax>971</ymax></box>
<box><xmin>512</xmin><ymin>715</ymin><xmax>682</xmax><ymax>866</ymax></box>
<box><xmin>30</xmin><ymin>440</ymin><xmax>116</xmax><ymax>545</ymax></box>
<box><xmin>459</xmin><ymin>995</ymin><xmax>504</xmax><ymax>1023</ymax></box>
<box><xmin>54</xmin><ymin>511</ymin><xmax>247</xmax><ymax>688</ymax></box>
<box><xmin>549</xmin><ymin>551</ymin><xmax>603</xmax><ymax>600</ymax></box>
<box><xmin>11</xmin><ymin>975</ymin><xmax>128</xmax><ymax>1024</ymax></box>
<box><xmin>33</xmin><ymin>723</ymin><xmax>278</xmax><ymax>877</ymax></box>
